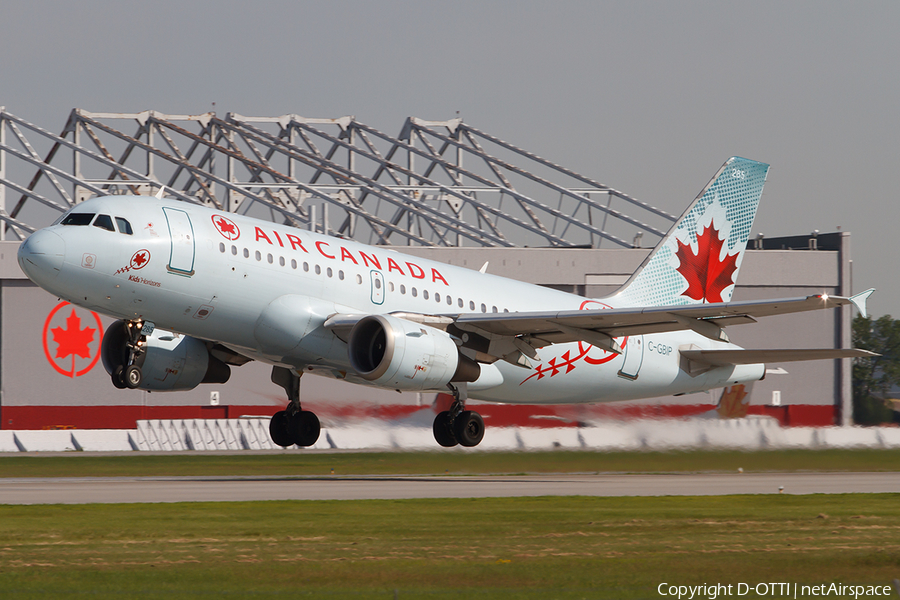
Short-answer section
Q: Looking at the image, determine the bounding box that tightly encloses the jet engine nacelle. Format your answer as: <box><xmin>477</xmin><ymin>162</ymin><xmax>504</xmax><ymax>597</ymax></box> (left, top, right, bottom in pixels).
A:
<box><xmin>348</xmin><ymin>314</ymin><xmax>480</xmax><ymax>391</ymax></box>
<box><xmin>101</xmin><ymin>320</ymin><xmax>230</xmax><ymax>391</ymax></box>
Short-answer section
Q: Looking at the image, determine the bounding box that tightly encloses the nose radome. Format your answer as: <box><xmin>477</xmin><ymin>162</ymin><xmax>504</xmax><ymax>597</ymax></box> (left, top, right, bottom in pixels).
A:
<box><xmin>18</xmin><ymin>229</ymin><xmax>66</xmax><ymax>282</ymax></box>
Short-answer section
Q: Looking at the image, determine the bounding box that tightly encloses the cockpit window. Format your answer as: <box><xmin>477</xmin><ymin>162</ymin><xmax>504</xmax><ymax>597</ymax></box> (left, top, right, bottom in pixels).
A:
<box><xmin>115</xmin><ymin>217</ymin><xmax>133</xmax><ymax>235</ymax></box>
<box><xmin>60</xmin><ymin>213</ymin><xmax>95</xmax><ymax>226</ymax></box>
<box><xmin>93</xmin><ymin>214</ymin><xmax>115</xmax><ymax>232</ymax></box>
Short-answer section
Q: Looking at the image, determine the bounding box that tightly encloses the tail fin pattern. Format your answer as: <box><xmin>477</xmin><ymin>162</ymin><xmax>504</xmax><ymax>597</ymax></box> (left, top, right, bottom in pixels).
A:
<box><xmin>610</xmin><ymin>157</ymin><xmax>769</xmax><ymax>307</ymax></box>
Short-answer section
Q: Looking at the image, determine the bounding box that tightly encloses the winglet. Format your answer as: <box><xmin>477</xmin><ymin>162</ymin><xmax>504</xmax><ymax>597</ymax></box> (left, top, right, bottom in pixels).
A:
<box><xmin>850</xmin><ymin>288</ymin><xmax>875</xmax><ymax>319</ymax></box>
<box><xmin>155</xmin><ymin>185</ymin><xmax>166</xmax><ymax>200</ymax></box>
<box><xmin>479</xmin><ymin>262</ymin><xmax>489</xmax><ymax>274</ymax></box>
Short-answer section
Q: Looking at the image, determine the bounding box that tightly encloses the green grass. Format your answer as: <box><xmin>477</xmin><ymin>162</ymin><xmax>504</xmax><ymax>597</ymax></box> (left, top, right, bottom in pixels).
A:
<box><xmin>0</xmin><ymin>448</ymin><xmax>898</xmax><ymax>479</ymax></box>
<box><xmin>0</xmin><ymin>495</ymin><xmax>898</xmax><ymax>599</ymax></box>
<box><xmin>1</xmin><ymin>449</ymin><xmax>898</xmax><ymax>598</ymax></box>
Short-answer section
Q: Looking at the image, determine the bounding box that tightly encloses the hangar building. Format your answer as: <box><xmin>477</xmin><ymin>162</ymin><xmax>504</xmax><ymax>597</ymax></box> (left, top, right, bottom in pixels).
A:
<box><xmin>0</xmin><ymin>109</ymin><xmax>854</xmax><ymax>429</ymax></box>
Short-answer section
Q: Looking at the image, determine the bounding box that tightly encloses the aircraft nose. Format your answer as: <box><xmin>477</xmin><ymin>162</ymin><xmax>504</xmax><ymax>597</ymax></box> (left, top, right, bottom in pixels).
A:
<box><xmin>18</xmin><ymin>229</ymin><xmax>66</xmax><ymax>282</ymax></box>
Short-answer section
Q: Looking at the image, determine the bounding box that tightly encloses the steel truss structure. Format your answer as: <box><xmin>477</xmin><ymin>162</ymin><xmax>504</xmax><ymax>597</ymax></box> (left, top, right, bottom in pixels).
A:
<box><xmin>0</xmin><ymin>108</ymin><xmax>675</xmax><ymax>247</ymax></box>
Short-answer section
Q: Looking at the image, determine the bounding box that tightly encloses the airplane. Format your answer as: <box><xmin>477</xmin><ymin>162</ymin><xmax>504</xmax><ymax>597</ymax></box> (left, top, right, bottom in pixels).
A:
<box><xmin>17</xmin><ymin>156</ymin><xmax>875</xmax><ymax>448</ymax></box>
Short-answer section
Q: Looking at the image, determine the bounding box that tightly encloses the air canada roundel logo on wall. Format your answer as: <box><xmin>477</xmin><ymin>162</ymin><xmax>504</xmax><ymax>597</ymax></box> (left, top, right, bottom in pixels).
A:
<box><xmin>42</xmin><ymin>301</ymin><xmax>104</xmax><ymax>378</ymax></box>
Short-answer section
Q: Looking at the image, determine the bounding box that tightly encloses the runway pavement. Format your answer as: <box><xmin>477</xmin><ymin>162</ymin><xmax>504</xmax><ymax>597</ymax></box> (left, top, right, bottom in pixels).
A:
<box><xmin>1</xmin><ymin>472</ymin><xmax>899</xmax><ymax>504</ymax></box>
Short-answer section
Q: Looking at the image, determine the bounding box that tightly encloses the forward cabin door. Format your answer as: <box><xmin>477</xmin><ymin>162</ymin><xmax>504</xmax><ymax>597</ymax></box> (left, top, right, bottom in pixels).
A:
<box><xmin>163</xmin><ymin>207</ymin><xmax>196</xmax><ymax>276</ymax></box>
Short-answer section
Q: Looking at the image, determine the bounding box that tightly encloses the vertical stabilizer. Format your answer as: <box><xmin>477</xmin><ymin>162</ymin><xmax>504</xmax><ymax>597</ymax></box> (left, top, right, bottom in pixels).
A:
<box><xmin>609</xmin><ymin>157</ymin><xmax>769</xmax><ymax>307</ymax></box>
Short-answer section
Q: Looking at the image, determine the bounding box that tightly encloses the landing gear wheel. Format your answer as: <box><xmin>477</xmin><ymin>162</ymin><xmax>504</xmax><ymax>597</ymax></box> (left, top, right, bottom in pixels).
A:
<box><xmin>269</xmin><ymin>411</ymin><xmax>294</xmax><ymax>448</ymax></box>
<box><xmin>453</xmin><ymin>411</ymin><xmax>485</xmax><ymax>447</ymax></box>
<box><xmin>290</xmin><ymin>411</ymin><xmax>320</xmax><ymax>447</ymax></box>
<box><xmin>433</xmin><ymin>411</ymin><xmax>458</xmax><ymax>447</ymax></box>
<box><xmin>111</xmin><ymin>366</ymin><xmax>127</xmax><ymax>390</ymax></box>
<box><xmin>123</xmin><ymin>365</ymin><xmax>142</xmax><ymax>389</ymax></box>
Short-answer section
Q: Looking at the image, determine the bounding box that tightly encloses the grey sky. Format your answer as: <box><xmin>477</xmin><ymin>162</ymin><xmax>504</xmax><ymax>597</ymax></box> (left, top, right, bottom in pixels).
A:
<box><xmin>2</xmin><ymin>0</ymin><xmax>898</xmax><ymax>314</ymax></box>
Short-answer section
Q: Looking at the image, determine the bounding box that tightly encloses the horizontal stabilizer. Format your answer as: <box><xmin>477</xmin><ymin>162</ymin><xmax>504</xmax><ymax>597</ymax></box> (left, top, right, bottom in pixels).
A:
<box><xmin>681</xmin><ymin>348</ymin><xmax>878</xmax><ymax>367</ymax></box>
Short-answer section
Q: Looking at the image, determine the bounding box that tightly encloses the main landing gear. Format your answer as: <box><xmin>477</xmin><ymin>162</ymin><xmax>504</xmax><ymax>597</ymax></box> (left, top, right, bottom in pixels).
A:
<box><xmin>110</xmin><ymin>319</ymin><xmax>148</xmax><ymax>390</ymax></box>
<box><xmin>432</xmin><ymin>383</ymin><xmax>485</xmax><ymax>448</ymax></box>
<box><xmin>268</xmin><ymin>367</ymin><xmax>321</xmax><ymax>448</ymax></box>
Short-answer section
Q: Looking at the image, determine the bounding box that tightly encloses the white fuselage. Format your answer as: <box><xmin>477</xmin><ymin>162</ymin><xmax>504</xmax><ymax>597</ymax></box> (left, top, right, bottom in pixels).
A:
<box><xmin>20</xmin><ymin>196</ymin><xmax>763</xmax><ymax>404</ymax></box>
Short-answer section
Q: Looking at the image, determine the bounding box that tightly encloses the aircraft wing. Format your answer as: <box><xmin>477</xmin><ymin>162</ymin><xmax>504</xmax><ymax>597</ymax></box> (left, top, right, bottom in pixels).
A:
<box><xmin>326</xmin><ymin>291</ymin><xmax>873</xmax><ymax>367</ymax></box>
<box><xmin>446</xmin><ymin>291</ymin><xmax>873</xmax><ymax>365</ymax></box>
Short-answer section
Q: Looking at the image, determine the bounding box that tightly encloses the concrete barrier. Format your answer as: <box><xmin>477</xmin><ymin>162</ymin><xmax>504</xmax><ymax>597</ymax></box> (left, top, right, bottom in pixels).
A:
<box><xmin>0</xmin><ymin>429</ymin><xmax>137</xmax><ymax>452</ymax></box>
<box><xmin>0</xmin><ymin>418</ymin><xmax>898</xmax><ymax>452</ymax></box>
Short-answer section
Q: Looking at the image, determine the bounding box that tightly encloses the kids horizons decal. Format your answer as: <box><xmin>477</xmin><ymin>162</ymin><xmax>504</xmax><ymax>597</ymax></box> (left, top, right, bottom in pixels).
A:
<box><xmin>115</xmin><ymin>249</ymin><xmax>151</xmax><ymax>275</ymax></box>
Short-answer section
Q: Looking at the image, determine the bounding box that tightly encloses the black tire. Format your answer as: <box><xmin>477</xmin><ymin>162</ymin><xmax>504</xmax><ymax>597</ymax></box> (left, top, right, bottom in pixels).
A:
<box><xmin>432</xmin><ymin>411</ymin><xmax>458</xmax><ymax>447</ymax></box>
<box><xmin>111</xmin><ymin>366</ymin><xmax>127</xmax><ymax>389</ymax></box>
<box><xmin>453</xmin><ymin>411</ymin><xmax>485</xmax><ymax>447</ymax></box>
<box><xmin>269</xmin><ymin>411</ymin><xmax>294</xmax><ymax>447</ymax></box>
<box><xmin>290</xmin><ymin>411</ymin><xmax>321</xmax><ymax>447</ymax></box>
<box><xmin>123</xmin><ymin>365</ymin><xmax>142</xmax><ymax>389</ymax></box>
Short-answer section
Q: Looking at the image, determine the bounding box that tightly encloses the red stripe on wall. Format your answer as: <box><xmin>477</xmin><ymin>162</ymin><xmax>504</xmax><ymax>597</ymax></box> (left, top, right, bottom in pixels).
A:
<box><xmin>1</xmin><ymin>402</ymin><xmax>837</xmax><ymax>430</ymax></box>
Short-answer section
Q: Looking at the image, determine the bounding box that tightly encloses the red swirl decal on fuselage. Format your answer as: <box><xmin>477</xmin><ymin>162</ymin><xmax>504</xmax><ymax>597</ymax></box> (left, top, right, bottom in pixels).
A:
<box><xmin>519</xmin><ymin>300</ymin><xmax>627</xmax><ymax>385</ymax></box>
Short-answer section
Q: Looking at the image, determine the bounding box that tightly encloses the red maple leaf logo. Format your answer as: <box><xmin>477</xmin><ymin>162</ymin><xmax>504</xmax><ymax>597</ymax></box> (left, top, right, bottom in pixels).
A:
<box><xmin>123</xmin><ymin>249</ymin><xmax>151</xmax><ymax>272</ymax></box>
<box><xmin>674</xmin><ymin>222</ymin><xmax>739</xmax><ymax>303</ymax></box>
<box><xmin>218</xmin><ymin>219</ymin><xmax>234</xmax><ymax>234</ymax></box>
<box><xmin>716</xmin><ymin>384</ymin><xmax>750</xmax><ymax>419</ymax></box>
<box><xmin>51</xmin><ymin>310</ymin><xmax>96</xmax><ymax>360</ymax></box>
<box><xmin>212</xmin><ymin>215</ymin><xmax>240</xmax><ymax>240</ymax></box>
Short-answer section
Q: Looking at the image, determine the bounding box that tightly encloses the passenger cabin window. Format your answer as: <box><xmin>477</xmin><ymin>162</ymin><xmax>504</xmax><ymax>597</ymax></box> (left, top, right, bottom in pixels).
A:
<box><xmin>61</xmin><ymin>213</ymin><xmax>95</xmax><ymax>226</ymax></box>
<box><xmin>115</xmin><ymin>217</ymin><xmax>133</xmax><ymax>235</ymax></box>
<box><xmin>92</xmin><ymin>214</ymin><xmax>115</xmax><ymax>232</ymax></box>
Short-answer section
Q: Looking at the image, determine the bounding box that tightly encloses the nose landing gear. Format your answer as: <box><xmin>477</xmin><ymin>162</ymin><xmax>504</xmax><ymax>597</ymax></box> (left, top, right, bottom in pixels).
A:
<box><xmin>432</xmin><ymin>383</ymin><xmax>485</xmax><ymax>448</ymax></box>
<box><xmin>110</xmin><ymin>320</ymin><xmax>150</xmax><ymax>389</ymax></box>
<box><xmin>269</xmin><ymin>367</ymin><xmax>321</xmax><ymax>448</ymax></box>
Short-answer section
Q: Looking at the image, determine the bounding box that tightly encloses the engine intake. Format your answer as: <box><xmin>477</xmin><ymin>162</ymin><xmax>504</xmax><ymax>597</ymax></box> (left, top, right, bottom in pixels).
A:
<box><xmin>348</xmin><ymin>314</ymin><xmax>480</xmax><ymax>391</ymax></box>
